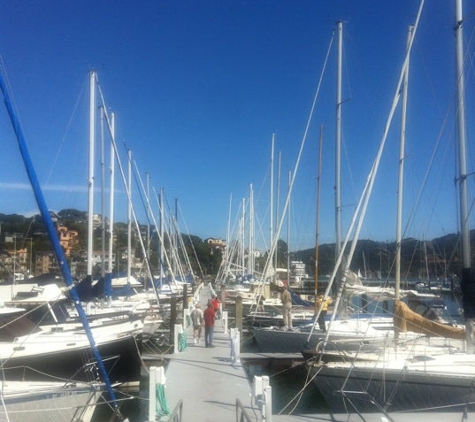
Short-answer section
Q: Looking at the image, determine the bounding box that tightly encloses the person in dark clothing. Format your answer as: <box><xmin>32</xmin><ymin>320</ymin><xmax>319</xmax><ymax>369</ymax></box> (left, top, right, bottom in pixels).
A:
<box><xmin>203</xmin><ymin>302</ymin><xmax>216</xmax><ymax>348</ymax></box>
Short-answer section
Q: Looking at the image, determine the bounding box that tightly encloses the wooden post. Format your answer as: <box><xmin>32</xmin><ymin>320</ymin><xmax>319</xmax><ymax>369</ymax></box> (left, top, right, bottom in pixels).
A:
<box><xmin>183</xmin><ymin>283</ymin><xmax>188</xmax><ymax>309</ymax></box>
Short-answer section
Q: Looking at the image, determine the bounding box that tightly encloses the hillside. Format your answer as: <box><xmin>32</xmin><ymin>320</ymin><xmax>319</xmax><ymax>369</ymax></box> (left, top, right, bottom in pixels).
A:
<box><xmin>1</xmin><ymin>210</ymin><xmax>473</xmax><ymax>280</ymax></box>
<box><xmin>290</xmin><ymin>232</ymin><xmax>475</xmax><ymax>280</ymax></box>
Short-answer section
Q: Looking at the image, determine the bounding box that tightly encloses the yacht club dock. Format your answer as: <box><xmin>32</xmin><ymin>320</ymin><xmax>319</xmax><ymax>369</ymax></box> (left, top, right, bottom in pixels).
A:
<box><xmin>145</xmin><ymin>283</ymin><xmax>473</xmax><ymax>422</ymax></box>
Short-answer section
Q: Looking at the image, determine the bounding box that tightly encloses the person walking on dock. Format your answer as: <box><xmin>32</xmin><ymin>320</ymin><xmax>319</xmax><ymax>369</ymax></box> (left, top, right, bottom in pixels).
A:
<box><xmin>191</xmin><ymin>303</ymin><xmax>204</xmax><ymax>345</ymax></box>
<box><xmin>211</xmin><ymin>295</ymin><xmax>221</xmax><ymax>319</ymax></box>
<box><xmin>203</xmin><ymin>301</ymin><xmax>216</xmax><ymax>347</ymax></box>
<box><xmin>281</xmin><ymin>284</ymin><xmax>292</xmax><ymax>330</ymax></box>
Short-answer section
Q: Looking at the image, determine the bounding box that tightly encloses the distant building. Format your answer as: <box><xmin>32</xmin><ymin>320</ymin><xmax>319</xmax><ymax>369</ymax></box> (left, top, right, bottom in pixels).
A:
<box><xmin>57</xmin><ymin>225</ymin><xmax>79</xmax><ymax>257</ymax></box>
<box><xmin>34</xmin><ymin>251</ymin><xmax>58</xmax><ymax>275</ymax></box>
<box><xmin>92</xmin><ymin>214</ymin><xmax>109</xmax><ymax>229</ymax></box>
<box><xmin>91</xmin><ymin>250</ymin><xmax>116</xmax><ymax>269</ymax></box>
<box><xmin>0</xmin><ymin>247</ymin><xmax>28</xmax><ymax>275</ymax></box>
<box><xmin>206</xmin><ymin>238</ymin><xmax>226</xmax><ymax>252</ymax></box>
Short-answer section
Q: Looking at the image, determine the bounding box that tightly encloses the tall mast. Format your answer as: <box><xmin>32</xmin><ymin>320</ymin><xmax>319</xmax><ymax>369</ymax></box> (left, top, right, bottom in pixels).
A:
<box><xmin>275</xmin><ymin>150</ymin><xmax>281</xmax><ymax>275</ymax></box>
<box><xmin>159</xmin><ymin>187</ymin><xmax>164</xmax><ymax>282</ymax></box>
<box><xmin>270</xmin><ymin>134</ymin><xmax>275</xmax><ymax>281</ymax></box>
<box><xmin>455</xmin><ymin>0</ymin><xmax>470</xmax><ymax>269</ymax></box>
<box><xmin>249</xmin><ymin>184</ymin><xmax>255</xmax><ymax>277</ymax></box>
<box><xmin>127</xmin><ymin>149</ymin><xmax>132</xmax><ymax>284</ymax></box>
<box><xmin>315</xmin><ymin>125</ymin><xmax>323</xmax><ymax>311</ymax></box>
<box><xmin>226</xmin><ymin>193</ymin><xmax>232</xmax><ymax>279</ymax></box>
<box><xmin>100</xmin><ymin>107</ymin><xmax>106</xmax><ymax>279</ymax></box>
<box><xmin>241</xmin><ymin>197</ymin><xmax>246</xmax><ymax>279</ymax></box>
<box><xmin>87</xmin><ymin>71</ymin><xmax>96</xmax><ymax>278</ymax></box>
<box><xmin>108</xmin><ymin>113</ymin><xmax>115</xmax><ymax>274</ymax></box>
<box><xmin>146</xmin><ymin>172</ymin><xmax>150</xmax><ymax>264</ymax></box>
<box><xmin>455</xmin><ymin>0</ymin><xmax>475</xmax><ymax>347</ymax></box>
<box><xmin>287</xmin><ymin>170</ymin><xmax>292</xmax><ymax>285</ymax></box>
<box><xmin>395</xmin><ymin>25</ymin><xmax>413</xmax><ymax>300</ymax></box>
<box><xmin>335</xmin><ymin>21</ymin><xmax>343</xmax><ymax>259</ymax></box>
<box><xmin>173</xmin><ymin>198</ymin><xmax>178</xmax><ymax>275</ymax></box>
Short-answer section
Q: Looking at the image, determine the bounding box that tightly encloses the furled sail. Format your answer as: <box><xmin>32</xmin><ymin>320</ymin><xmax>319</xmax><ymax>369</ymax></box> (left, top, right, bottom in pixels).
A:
<box><xmin>394</xmin><ymin>299</ymin><xmax>465</xmax><ymax>339</ymax></box>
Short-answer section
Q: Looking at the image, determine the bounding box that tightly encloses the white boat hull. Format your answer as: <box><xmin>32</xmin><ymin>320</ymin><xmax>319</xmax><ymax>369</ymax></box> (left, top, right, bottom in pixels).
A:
<box><xmin>0</xmin><ymin>381</ymin><xmax>102</xmax><ymax>422</ymax></box>
<box><xmin>311</xmin><ymin>348</ymin><xmax>475</xmax><ymax>412</ymax></box>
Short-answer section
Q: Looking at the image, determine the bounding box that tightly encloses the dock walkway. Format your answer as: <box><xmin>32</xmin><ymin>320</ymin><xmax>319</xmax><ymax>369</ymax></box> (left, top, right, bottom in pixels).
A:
<box><xmin>162</xmin><ymin>283</ymin><xmax>254</xmax><ymax>422</ymax></box>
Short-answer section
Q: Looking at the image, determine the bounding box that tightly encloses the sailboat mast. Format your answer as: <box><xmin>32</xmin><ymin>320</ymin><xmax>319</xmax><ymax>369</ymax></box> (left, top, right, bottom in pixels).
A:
<box><xmin>395</xmin><ymin>25</ymin><xmax>412</xmax><ymax>300</ymax></box>
<box><xmin>249</xmin><ymin>184</ymin><xmax>255</xmax><ymax>277</ymax></box>
<box><xmin>241</xmin><ymin>197</ymin><xmax>246</xmax><ymax>279</ymax></box>
<box><xmin>226</xmin><ymin>193</ymin><xmax>232</xmax><ymax>280</ymax></box>
<box><xmin>335</xmin><ymin>21</ymin><xmax>343</xmax><ymax>259</ymax></box>
<box><xmin>287</xmin><ymin>170</ymin><xmax>292</xmax><ymax>285</ymax></box>
<box><xmin>87</xmin><ymin>71</ymin><xmax>96</xmax><ymax>278</ymax></box>
<box><xmin>146</xmin><ymin>172</ymin><xmax>151</xmax><ymax>264</ymax></box>
<box><xmin>455</xmin><ymin>0</ymin><xmax>470</xmax><ymax>269</ymax></box>
<box><xmin>127</xmin><ymin>149</ymin><xmax>132</xmax><ymax>284</ymax></box>
<box><xmin>159</xmin><ymin>187</ymin><xmax>164</xmax><ymax>282</ymax></box>
<box><xmin>100</xmin><ymin>107</ymin><xmax>106</xmax><ymax>278</ymax></box>
<box><xmin>270</xmin><ymin>134</ymin><xmax>275</xmax><ymax>281</ymax></box>
<box><xmin>275</xmin><ymin>150</ymin><xmax>281</xmax><ymax>275</ymax></box>
<box><xmin>108</xmin><ymin>113</ymin><xmax>115</xmax><ymax>274</ymax></box>
<box><xmin>315</xmin><ymin>125</ymin><xmax>323</xmax><ymax>311</ymax></box>
<box><xmin>455</xmin><ymin>0</ymin><xmax>475</xmax><ymax>349</ymax></box>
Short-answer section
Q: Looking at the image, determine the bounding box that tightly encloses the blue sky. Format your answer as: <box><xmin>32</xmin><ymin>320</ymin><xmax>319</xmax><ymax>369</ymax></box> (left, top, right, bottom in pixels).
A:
<box><xmin>0</xmin><ymin>1</ymin><xmax>473</xmax><ymax>252</ymax></box>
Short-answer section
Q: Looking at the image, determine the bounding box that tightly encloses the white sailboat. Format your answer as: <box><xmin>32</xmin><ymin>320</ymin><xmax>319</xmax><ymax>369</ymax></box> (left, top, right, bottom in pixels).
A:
<box><xmin>251</xmin><ymin>21</ymin><xmax>414</xmax><ymax>354</ymax></box>
<box><xmin>0</xmin><ymin>64</ymin><xmax>139</xmax><ymax>421</ymax></box>
<box><xmin>309</xmin><ymin>0</ymin><xmax>475</xmax><ymax>416</ymax></box>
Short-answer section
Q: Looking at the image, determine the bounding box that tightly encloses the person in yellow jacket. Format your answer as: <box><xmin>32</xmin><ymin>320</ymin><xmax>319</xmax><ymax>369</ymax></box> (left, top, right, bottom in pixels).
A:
<box><xmin>316</xmin><ymin>294</ymin><xmax>332</xmax><ymax>332</ymax></box>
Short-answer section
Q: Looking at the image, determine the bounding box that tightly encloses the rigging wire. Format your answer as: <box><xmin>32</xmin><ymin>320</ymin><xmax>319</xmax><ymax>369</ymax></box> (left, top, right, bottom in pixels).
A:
<box><xmin>278</xmin><ymin>363</ymin><xmax>322</xmax><ymax>415</ymax></box>
<box><xmin>259</xmin><ymin>27</ymin><xmax>336</xmax><ymax>292</ymax></box>
<box><xmin>44</xmin><ymin>78</ymin><xmax>88</xmax><ymax>186</ymax></box>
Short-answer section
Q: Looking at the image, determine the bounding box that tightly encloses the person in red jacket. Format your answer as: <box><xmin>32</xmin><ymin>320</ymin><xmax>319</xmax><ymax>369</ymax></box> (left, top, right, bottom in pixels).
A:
<box><xmin>203</xmin><ymin>302</ymin><xmax>216</xmax><ymax>348</ymax></box>
<box><xmin>211</xmin><ymin>295</ymin><xmax>221</xmax><ymax>319</ymax></box>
